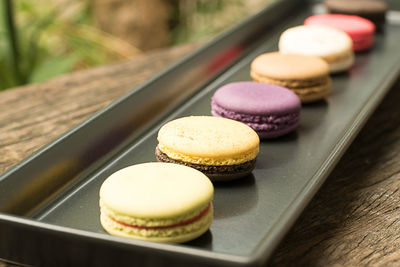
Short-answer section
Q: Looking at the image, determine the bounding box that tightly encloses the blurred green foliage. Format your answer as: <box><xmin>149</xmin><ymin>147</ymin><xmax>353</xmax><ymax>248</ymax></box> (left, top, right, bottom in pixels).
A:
<box><xmin>0</xmin><ymin>0</ymin><xmax>139</xmax><ymax>91</ymax></box>
<box><xmin>1</xmin><ymin>1</ymin><xmax>79</xmax><ymax>89</ymax></box>
<box><xmin>172</xmin><ymin>0</ymin><xmax>247</xmax><ymax>44</ymax></box>
<box><xmin>0</xmin><ymin>0</ymin><xmax>270</xmax><ymax>91</ymax></box>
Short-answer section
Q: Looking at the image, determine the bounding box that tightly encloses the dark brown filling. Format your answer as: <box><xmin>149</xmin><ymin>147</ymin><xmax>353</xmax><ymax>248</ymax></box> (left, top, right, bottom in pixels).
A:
<box><xmin>155</xmin><ymin>147</ymin><xmax>256</xmax><ymax>177</ymax></box>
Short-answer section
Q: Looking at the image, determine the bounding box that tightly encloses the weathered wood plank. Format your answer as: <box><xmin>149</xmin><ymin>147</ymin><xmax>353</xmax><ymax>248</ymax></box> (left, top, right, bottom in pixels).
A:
<box><xmin>0</xmin><ymin>43</ymin><xmax>198</xmax><ymax>174</ymax></box>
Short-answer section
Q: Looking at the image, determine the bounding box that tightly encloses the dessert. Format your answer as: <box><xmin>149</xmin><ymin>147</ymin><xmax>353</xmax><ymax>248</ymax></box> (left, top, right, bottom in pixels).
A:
<box><xmin>251</xmin><ymin>52</ymin><xmax>331</xmax><ymax>103</ymax></box>
<box><xmin>324</xmin><ymin>0</ymin><xmax>387</xmax><ymax>30</ymax></box>
<box><xmin>305</xmin><ymin>14</ymin><xmax>375</xmax><ymax>52</ymax></box>
<box><xmin>99</xmin><ymin>162</ymin><xmax>214</xmax><ymax>243</ymax></box>
<box><xmin>156</xmin><ymin>116</ymin><xmax>259</xmax><ymax>181</ymax></box>
<box><xmin>278</xmin><ymin>25</ymin><xmax>354</xmax><ymax>73</ymax></box>
<box><xmin>211</xmin><ymin>81</ymin><xmax>301</xmax><ymax>138</ymax></box>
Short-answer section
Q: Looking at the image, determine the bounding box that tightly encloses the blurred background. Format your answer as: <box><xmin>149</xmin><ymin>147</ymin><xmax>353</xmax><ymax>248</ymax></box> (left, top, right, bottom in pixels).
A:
<box><xmin>0</xmin><ymin>0</ymin><xmax>271</xmax><ymax>91</ymax></box>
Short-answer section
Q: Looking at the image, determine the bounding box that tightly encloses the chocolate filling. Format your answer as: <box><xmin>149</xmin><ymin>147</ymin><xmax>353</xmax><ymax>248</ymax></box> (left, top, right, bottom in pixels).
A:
<box><xmin>155</xmin><ymin>147</ymin><xmax>256</xmax><ymax>181</ymax></box>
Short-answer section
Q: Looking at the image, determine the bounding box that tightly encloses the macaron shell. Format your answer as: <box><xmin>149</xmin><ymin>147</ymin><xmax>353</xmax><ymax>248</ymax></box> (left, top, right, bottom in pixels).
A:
<box><xmin>305</xmin><ymin>14</ymin><xmax>375</xmax><ymax>36</ymax></box>
<box><xmin>251</xmin><ymin>52</ymin><xmax>329</xmax><ymax>80</ymax></box>
<box><xmin>257</xmin><ymin>123</ymin><xmax>299</xmax><ymax>138</ymax></box>
<box><xmin>157</xmin><ymin>116</ymin><xmax>259</xmax><ymax>165</ymax></box>
<box><xmin>212</xmin><ymin>82</ymin><xmax>301</xmax><ymax>115</ymax></box>
<box><xmin>279</xmin><ymin>25</ymin><xmax>353</xmax><ymax>60</ymax></box>
<box><xmin>100</xmin><ymin>162</ymin><xmax>213</xmax><ymax>218</ymax></box>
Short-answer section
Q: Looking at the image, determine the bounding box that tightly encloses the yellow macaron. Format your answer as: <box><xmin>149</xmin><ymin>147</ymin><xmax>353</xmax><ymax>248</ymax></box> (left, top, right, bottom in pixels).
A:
<box><xmin>155</xmin><ymin>116</ymin><xmax>259</xmax><ymax>181</ymax></box>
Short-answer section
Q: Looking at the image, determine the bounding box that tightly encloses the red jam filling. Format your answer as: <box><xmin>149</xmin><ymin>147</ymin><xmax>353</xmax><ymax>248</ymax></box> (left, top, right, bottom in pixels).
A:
<box><xmin>110</xmin><ymin>203</ymin><xmax>211</xmax><ymax>230</ymax></box>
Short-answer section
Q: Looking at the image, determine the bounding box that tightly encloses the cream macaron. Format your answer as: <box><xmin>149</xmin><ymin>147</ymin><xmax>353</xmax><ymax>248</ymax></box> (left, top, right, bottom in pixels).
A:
<box><xmin>156</xmin><ymin>116</ymin><xmax>259</xmax><ymax>181</ymax></box>
<box><xmin>279</xmin><ymin>25</ymin><xmax>354</xmax><ymax>73</ymax></box>
<box><xmin>99</xmin><ymin>162</ymin><xmax>214</xmax><ymax>243</ymax></box>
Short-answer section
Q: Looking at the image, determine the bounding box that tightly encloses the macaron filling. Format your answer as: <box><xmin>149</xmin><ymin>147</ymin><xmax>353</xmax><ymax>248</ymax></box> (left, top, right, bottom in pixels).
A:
<box><xmin>157</xmin><ymin>143</ymin><xmax>258</xmax><ymax>166</ymax></box>
<box><xmin>101</xmin><ymin>204</ymin><xmax>213</xmax><ymax>239</ymax></box>
<box><xmin>251</xmin><ymin>72</ymin><xmax>330</xmax><ymax>90</ymax></box>
<box><xmin>155</xmin><ymin>147</ymin><xmax>256</xmax><ymax>179</ymax></box>
<box><xmin>109</xmin><ymin>204</ymin><xmax>211</xmax><ymax>230</ymax></box>
<box><xmin>251</xmin><ymin>72</ymin><xmax>332</xmax><ymax>99</ymax></box>
<box><xmin>101</xmin><ymin>199</ymin><xmax>211</xmax><ymax>227</ymax></box>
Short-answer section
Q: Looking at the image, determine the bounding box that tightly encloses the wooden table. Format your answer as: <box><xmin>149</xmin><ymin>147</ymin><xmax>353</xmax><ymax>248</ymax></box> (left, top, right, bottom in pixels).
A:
<box><xmin>1</xmin><ymin>43</ymin><xmax>400</xmax><ymax>266</ymax></box>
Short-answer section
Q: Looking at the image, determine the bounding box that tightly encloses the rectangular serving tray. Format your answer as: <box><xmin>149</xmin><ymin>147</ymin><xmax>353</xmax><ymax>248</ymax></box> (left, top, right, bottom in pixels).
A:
<box><xmin>1</xmin><ymin>0</ymin><xmax>400</xmax><ymax>266</ymax></box>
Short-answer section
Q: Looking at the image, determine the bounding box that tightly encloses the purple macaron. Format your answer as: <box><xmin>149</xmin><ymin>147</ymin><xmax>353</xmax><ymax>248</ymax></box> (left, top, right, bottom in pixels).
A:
<box><xmin>211</xmin><ymin>81</ymin><xmax>301</xmax><ymax>139</ymax></box>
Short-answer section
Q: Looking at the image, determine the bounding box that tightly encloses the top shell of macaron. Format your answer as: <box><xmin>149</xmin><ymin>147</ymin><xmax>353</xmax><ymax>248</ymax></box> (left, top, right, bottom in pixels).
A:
<box><xmin>157</xmin><ymin>116</ymin><xmax>259</xmax><ymax>159</ymax></box>
<box><xmin>100</xmin><ymin>162</ymin><xmax>214</xmax><ymax>218</ymax></box>
<box><xmin>304</xmin><ymin>14</ymin><xmax>375</xmax><ymax>36</ymax></box>
<box><xmin>279</xmin><ymin>25</ymin><xmax>353</xmax><ymax>58</ymax></box>
<box><xmin>251</xmin><ymin>52</ymin><xmax>329</xmax><ymax>80</ymax></box>
<box><xmin>212</xmin><ymin>82</ymin><xmax>301</xmax><ymax>116</ymax></box>
<box><xmin>324</xmin><ymin>0</ymin><xmax>388</xmax><ymax>14</ymax></box>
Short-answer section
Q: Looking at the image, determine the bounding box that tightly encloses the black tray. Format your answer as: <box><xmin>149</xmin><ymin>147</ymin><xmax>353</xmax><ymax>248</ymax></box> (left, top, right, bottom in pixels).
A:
<box><xmin>1</xmin><ymin>1</ymin><xmax>400</xmax><ymax>266</ymax></box>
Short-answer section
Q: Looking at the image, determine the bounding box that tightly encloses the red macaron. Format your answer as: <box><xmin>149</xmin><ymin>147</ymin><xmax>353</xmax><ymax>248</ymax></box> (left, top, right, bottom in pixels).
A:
<box><xmin>304</xmin><ymin>14</ymin><xmax>375</xmax><ymax>52</ymax></box>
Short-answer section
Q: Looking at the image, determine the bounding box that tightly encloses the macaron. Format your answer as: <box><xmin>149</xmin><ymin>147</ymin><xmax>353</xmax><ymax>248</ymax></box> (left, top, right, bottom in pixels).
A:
<box><xmin>324</xmin><ymin>0</ymin><xmax>387</xmax><ymax>30</ymax></box>
<box><xmin>305</xmin><ymin>14</ymin><xmax>375</xmax><ymax>52</ymax></box>
<box><xmin>250</xmin><ymin>52</ymin><xmax>331</xmax><ymax>103</ymax></box>
<box><xmin>155</xmin><ymin>116</ymin><xmax>259</xmax><ymax>181</ymax></box>
<box><xmin>211</xmin><ymin>82</ymin><xmax>301</xmax><ymax>139</ymax></box>
<box><xmin>279</xmin><ymin>25</ymin><xmax>355</xmax><ymax>73</ymax></box>
<box><xmin>99</xmin><ymin>162</ymin><xmax>214</xmax><ymax>243</ymax></box>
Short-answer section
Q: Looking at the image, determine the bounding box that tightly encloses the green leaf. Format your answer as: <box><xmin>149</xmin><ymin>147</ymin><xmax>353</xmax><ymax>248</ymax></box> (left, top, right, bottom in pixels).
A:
<box><xmin>30</xmin><ymin>55</ymin><xmax>79</xmax><ymax>83</ymax></box>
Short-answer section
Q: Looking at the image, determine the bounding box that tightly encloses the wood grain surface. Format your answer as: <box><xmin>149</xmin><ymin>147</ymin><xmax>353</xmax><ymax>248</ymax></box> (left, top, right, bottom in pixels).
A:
<box><xmin>1</xmin><ymin>43</ymin><xmax>400</xmax><ymax>266</ymax></box>
<box><xmin>0</xmin><ymin>43</ymin><xmax>198</xmax><ymax>174</ymax></box>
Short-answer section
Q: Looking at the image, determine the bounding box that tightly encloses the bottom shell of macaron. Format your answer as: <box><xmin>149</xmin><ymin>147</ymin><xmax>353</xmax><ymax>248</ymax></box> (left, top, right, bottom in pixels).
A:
<box><xmin>256</xmin><ymin>123</ymin><xmax>299</xmax><ymax>139</ymax></box>
<box><xmin>155</xmin><ymin>147</ymin><xmax>256</xmax><ymax>181</ymax></box>
<box><xmin>327</xmin><ymin>51</ymin><xmax>355</xmax><ymax>73</ymax></box>
<box><xmin>100</xmin><ymin>204</ymin><xmax>213</xmax><ymax>243</ymax></box>
<box><xmin>211</xmin><ymin>107</ymin><xmax>300</xmax><ymax>139</ymax></box>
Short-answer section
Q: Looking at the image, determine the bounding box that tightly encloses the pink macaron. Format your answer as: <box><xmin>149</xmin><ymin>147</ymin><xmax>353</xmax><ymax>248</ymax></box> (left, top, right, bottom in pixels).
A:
<box><xmin>305</xmin><ymin>14</ymin><xmax>375</xmax><ymax>52</ymax></box>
